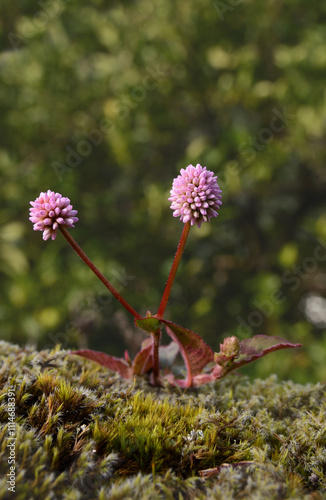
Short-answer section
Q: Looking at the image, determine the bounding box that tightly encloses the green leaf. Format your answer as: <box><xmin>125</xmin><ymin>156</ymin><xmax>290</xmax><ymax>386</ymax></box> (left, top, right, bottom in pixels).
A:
<box><xmin>135</xmin><ymin>316</ymin><xmax>162</xmax><ymax>334</ymax></box>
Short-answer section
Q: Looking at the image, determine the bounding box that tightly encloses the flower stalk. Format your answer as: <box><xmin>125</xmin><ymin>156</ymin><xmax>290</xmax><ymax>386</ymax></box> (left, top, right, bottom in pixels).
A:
<box><xmin>157</xmin><ymin>221</ymin><xmax>190</xmax><ymax>318</ymax></box>
<box><xmin>59</xmin><ymin>227</ymin><xmax>142</xmax><ymax>319</ymax></box>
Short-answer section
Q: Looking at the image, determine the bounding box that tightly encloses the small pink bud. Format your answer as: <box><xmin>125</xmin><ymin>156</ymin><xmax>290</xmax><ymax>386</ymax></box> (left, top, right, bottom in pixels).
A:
<box><xmin>219</xmin><ymin>336</ymin><xmax>240</xmax><ymax>357</ymax></box>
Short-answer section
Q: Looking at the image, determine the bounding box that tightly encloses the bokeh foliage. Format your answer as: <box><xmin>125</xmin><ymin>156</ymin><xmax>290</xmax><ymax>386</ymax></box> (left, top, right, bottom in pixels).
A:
<box><xmin>0</xmin><ymin>0</ymin><xmax>326</xmax><ymax>383</ymax></box>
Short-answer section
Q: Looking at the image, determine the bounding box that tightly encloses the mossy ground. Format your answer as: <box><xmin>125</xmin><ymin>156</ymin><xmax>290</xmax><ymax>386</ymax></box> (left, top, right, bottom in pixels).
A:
<box><xmin>0</xmin><ymin>341</ymin><xmax>325</xmax><ymax>499</ymax></box>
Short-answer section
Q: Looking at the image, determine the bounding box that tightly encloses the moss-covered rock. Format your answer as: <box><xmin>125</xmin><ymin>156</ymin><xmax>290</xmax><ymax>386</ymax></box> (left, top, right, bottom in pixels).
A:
<box><xmin>0</xmin><ymin>341</ymin><xmax>325</xmax><ymax>499</ymax></box>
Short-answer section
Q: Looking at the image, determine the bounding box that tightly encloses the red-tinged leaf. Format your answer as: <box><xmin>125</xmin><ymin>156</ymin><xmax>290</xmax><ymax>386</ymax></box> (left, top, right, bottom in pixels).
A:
<box><xmin>71</xmin><ymin>349</ymin><xmax>132</xmax><ymax>379</ymax></box>
<box><xmin>132</xmin><ymin>338</ymin><xmax>153</xmax><ymax>375</ymax></box>
<box><xmin>169</xmin><ymin>336</ymin><xmax>301</xmax><ymax>388</ymax></box>
<box><xmin>227</xmin><ymin>335</ymin><xmax>301</xmax><ymax>372</ymax></box>
<box><xmin>165</xmin><ymin>376</ymin><xmax>188</xmax><ymax>389</ymax></box>
<box><xmin>124</xmin><ymin>350</ymin><xmax>131</xmax><ymax>363</ymax></box>
<box><xmin>130</xmin><ymin>339</ymin><xmax>180</xmax><ymax>377</ymax></box>
<box><xmin>191</xmin><ymin>364</ymin><xmax>225</xmax><ymax>386</ymax></box>
<box><xmin>169</xmin><ymin>363</ymin><xmax>225</xmax><ymax>388</ymax></box>
<box><xmin>160</xmin><ymin>319</ymin><xmax>214</xmax><ymax>387</ymax></box>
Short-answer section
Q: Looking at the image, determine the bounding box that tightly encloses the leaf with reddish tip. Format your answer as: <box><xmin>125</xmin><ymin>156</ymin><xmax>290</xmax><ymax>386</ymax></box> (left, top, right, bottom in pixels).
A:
<box><xmin>169</xmin><ymin>335</ymin><xmax>301</xmax><ymax>388</ymax></box>
<box><xmin>160</xmin><ymin>319</ymin><xmax>214</xmax><ymax>387</ymax></box>
<box><xmin>170</xmin><ymin>363</ymin><xmax>224</xmax><ymax>388</ymax></box>
<box><xmin>132</xmin><ymin>338</ymin><xmax>153</xmax><ymax>375</ymax></box>
<box><xmin>210</xmin><ymin>335</ymin><xmax>301</xmax><ymax>381</ymax></box>
<box><xmin>229</xmin><ymin>335</ymin><xmax>301</xmax><ymax>372</ymax></box>
<box><xmin>130</xmin><ymin>339</ymin><xmax>180</xmax><ymax>376</ymax></box>
<box><xmin>71</xmin><ymin>349</ymin><xmax>132</xmax><ymax>379</ymax></box>
<box><xmin>124</xmin><ymin>350</ymin><xmax>131</xmax><ymax>363</ymax></box>
<box><xmin>192</xmin><ymin>364</ymin><xmax>225</xmax><ymax>386</ymax></box>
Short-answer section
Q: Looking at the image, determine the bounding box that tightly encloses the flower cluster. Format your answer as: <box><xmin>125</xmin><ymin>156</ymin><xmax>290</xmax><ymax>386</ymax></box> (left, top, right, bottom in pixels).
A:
<box><xmin>29</xmin><ymin>190</ymin><xmax>78</xmax><ymax>241</ymax></box>
<box><xmin>169</xmin><ymin>164</ymin><xmax>222</xmax><ymax>227</ymax></box>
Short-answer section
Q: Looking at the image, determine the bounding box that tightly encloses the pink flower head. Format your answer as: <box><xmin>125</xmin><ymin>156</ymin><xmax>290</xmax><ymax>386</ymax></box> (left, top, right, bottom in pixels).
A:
<box><xmin>169</xmin><ymin>164</ymin><xmax>222</xmax><ymax>227</ymax></box>
<box><xmin>29</xmin><ymin>190</ymin><xmax>78</xmax><ymax>241</ymax></box>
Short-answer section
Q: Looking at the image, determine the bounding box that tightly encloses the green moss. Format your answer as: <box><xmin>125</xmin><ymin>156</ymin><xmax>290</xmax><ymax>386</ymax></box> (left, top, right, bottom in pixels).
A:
<box><xmin>0</xmin><ymin>341</ymin><xmax>325</xmax><ymax>499</ymax></box>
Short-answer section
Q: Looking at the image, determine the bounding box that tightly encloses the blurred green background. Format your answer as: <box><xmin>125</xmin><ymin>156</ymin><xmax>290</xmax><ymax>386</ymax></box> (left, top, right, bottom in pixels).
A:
<box><xmin>1</xmin><ymin>0</ymin><xmax>326</xmax><ymax>384</ymax></box>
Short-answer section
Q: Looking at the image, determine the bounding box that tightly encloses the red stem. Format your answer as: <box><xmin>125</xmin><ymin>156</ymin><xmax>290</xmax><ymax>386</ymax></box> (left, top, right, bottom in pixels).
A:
<box><xmin>59</xmin><ymin>227</ymin><xmax>142</xmax><ymax>319</ymax></box>
<box><xmin>157</xmin><ymin>221</ymin><xmax>191</xmax><ymax>318</ymax></box>
<box><xmin>151</xmin><ymin>329</ymin><xmax>161</xmax><ymax>385</ymax></box>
